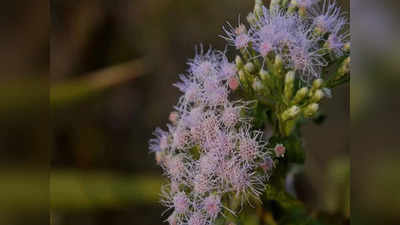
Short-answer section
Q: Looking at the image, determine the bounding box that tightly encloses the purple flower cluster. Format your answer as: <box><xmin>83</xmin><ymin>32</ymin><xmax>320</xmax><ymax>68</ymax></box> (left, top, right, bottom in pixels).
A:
<box><xmin>150</xmin><ymin>47</ymin><xmax>273</xmax><ymax>225</ymax></box>
<box><xmin>222</xmin><ymin>0</ymin><xmax>349</xmax><ymax>81</ymax></box>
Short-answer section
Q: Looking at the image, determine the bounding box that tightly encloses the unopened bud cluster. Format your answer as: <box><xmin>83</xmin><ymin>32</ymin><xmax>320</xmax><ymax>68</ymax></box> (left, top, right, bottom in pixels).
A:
<box><xmin>221</xmin><ymin>0</ymin><xmax>350</xmax><ymax>137</ymax></box>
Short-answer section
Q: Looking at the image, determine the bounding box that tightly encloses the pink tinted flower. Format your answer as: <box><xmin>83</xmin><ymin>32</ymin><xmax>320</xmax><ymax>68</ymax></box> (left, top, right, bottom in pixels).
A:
<box><xmin>260</xmin><ymin>157</ymin><xmax>274</xmax><ymax>173</ymax></box>
<box><xmin>259</xmin><ymin>40</ymin><xmax>273</xmax><ymax>57</ymax></box>
<box><xmin>199</xmin><ymin>153</ymin><xmax>218</xmax><ymax>175</ymax></box>
<box><xmin>172</xmin><ymin>126</ymin><xmax>189</xmax><ymax>150</ymax></box>
<box><xmin>222</xmin><ymin>23</ymin><xmax>251</xmax><ymax>49</ymax></box>
<box><xmin>188</xmin><ymin>211</ymin><xmax>206</xmax><ymax>225</ymax></box>
<box><xmin>222</xmin><ymin>105</ymin><xmax>240</xmax><ymax>127</ymax></box>
<box><xmin>173</xmin><ymin>191</ymin><xmax>189</xmax><ymax>214</ymax></box>
<box><xmin>169</xmin><ymin>111</ymin><xmax>179</xmax><ymax>124</ymax></box>
<box><xmin>207</xmin><ymin>87</ymin><xmax>228</xmax><ymax>106</ymax></box>
<box><xmin>167</xmin><ymin>211</ymin><xmax>178</xmax><ymax>225</ymax></box>
<box><xmin>165</xmin><ymin>154</ymin><xmax>186</xmax><ymax>179</ymax></box>
<box><xmin>228</xmin><ymin>77</ymin><xmax>240</xmax><ymax>90</ymax></box>
<box><xmin>239</xmin><ymin>137</ymin><xmax>258</xmax><ymax>162</ymax></box>
<box><xmin>309</xmin><ymin>0</ymin><xmax>344</xmax><ymax>34</ymax></box>
<box><xmin>193</xmin><ymin>173</ymin><xmax>211</xmax><ymax>194</ymax></box>
<box><xmin>220</xmin><ymin>61</ymin><xmax>237</xmax><ymax>80</ymax></box>
<box><xmin>234</xmin><ymin>33</ymin><xmax>251</xmax><ymax>49</ymax></box>
<box><xmin>149</xmin><ymin>127</ymin><xmax>169</xmax><ymax>153</ymax></box>
<box><xmin>274</xmin><ymin>144</ymin><xmax>286</xmax><ymax>157</ymax></box>
<box><xmin>203</xmin><ymin>194</ymin><xmax>221</xmax><ymax>218</ymax></box>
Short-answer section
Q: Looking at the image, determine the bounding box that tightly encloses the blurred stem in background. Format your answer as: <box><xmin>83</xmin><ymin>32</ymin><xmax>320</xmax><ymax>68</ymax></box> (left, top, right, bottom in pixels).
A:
<box><xmin>51</xmin><ymin>59</ymin><xmax>149</xmax><ymax>109</ymax></box>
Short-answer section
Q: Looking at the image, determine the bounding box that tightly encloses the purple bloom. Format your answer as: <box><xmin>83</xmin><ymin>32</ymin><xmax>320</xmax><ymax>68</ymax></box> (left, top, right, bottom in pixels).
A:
<box><xmin>149</xmin><ymin>127</ymin><xmax>169</xmax><ymax>153</ymax></box>
<box><xmin>326</xmin><ymin>18</ymin><xmax>349</xmax><ymax>56</ymax></box>
<box><xmin>173</xmin><ymin>191</ymin><xmax>189</xmax><ymax>214</ymax></box>
<box><xmin>309</xmin><ymin>0</ymin><xmax>345</xmax><ymax>34</ymax></box>
<box><xmin>203</xmin><ymin>194</ymin><xmax>221</xmax><ymax>219</ymax></box>
<box><xmin>222</xmin><ymin>23</ymin><xmax>251</xmax><ymax>49</ymax></box>
<box><xmin>151</xmin><ymin>46</ymin><xmax>271</xmax><ymax>224</ymax></box>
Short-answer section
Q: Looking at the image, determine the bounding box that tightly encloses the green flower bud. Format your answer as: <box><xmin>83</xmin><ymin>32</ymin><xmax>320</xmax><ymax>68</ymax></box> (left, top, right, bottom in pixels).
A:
<box><xmin>337</xmin><ymin>57</ymin><xmax>350</xmax><ymax>79</ymax></box>
<box><xmin>284</xmin><ymin>71</ymin><xmax>295</xmax><ymax>101</ymax></box>
<box><xmin>255</xmin><ymin>0</ymin><xmax>263</xmax><ymax>6</ymax></box>
<box><xmin>312</xmin><ymin>78</ymin><xmax>324</xmax><ymax>90</ymax></box>
<box><xmin>281</xmin><ymin>0</ymin><xmax>290</xmax><ymax>7</ymax></box>
<box><xmin>259</xmin><ymin>69</ymin><xmax>270</xmax><ymax>81</ymax></box>
<box><xmin>288</xmin><ymin>0</ymin><xmax>298</xmax><ymax>13</ymax></box>
<box><xmin>235</xmin><ymin>55</ymin><xmax>244</xmax><ymax>68</ymax></box>
<box><xmin>298</xmin><ymin>6</ymin><xmax>306</xmax><ymax>17</ymax></box>
<box><xmin>311</xmin><ymin>89</ymin><xmax>324</xmax><ymax>102</ymax></box>
<box><xmin>244</xmin><ymin>62</ymin><xmax>255</xmax><ymax>73</ymax></box>
<box><xmin>247</xmin><ymin>12</ymin><xmax>258</xmax><ymax>26</ymax></box>
<box><xmin>252</xmin><ymin>78</ymin><xmax>263</xmax><ymax>91</ymax></box>
<box><xmin>238</xmin><ymin>70</ymin><xmax>246</xmax><ymax>82</ymax></box>
<box><xmin>282</xmin><ymin>106</ymin><xmax>300</xmax><ymax>121</ymax></box>
<box><xmin>274</xmin><ymin>54</ymin><xmax>283</xmax><ymax>72</ymax></box>
<box><xmin>303</xmin><ymin>103</ymin><xmax>319</xmax><ymax>118</ymax></box>
<box><xmin>285</xmin><ymin>71</ymin><xmax>295</xmax><ymax>84</ymax></box>
<box><xmin>254</xmin><ymin>5</ymin><xmax>263</xmax><ymax>18</ymax></box>
<box><xmin>344</xmin><ymin>42</ymin><xmax>351</xmax><ymax>52</ymax></box>
<box><xmin>254</xmin><ymin>0</ymin><xmax>264</xmax><ymax>17</ymax></box>
<box><xmin>292</xmin><ymin>87</ymin><xmax>308</xmax><ymax>104</ymax></box>
<box><xmin>270</xmin><ymin>0</ymin><xmax>282</xmax><ymax>9</ymax></box>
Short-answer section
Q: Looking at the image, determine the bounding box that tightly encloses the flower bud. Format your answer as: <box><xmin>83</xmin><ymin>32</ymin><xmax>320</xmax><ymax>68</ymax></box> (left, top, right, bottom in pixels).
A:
<box><xmin>292</xmin><ymin>87</ymin><xmax>308</xmax><ymax>104</ymax></box>
<box><xmin>274</xmin><ymin>144</ymin><xmax>286</xmax><ymax>158</ymax></box>
<box><xmin>255</xmin><ymin>0</ymin><xmax>263</xmax><ymax>6</ymax></box>
<box><xmin>312</xmin><ymin>78</ymin><xmax>323</xmax><ymax>90</ymax></box>
<box><xmin>270</xmin><ymin>0</ymin><xmax>282</xmax><ymax>10</ymax></box>
<box><xmin>299</xmin><ymin>6</ymin><xmax>307</xmax><ymax>17</ymax></box>
<box><xmin>284</xmin><ymin>71</ymin><xmax>295</xmax><ymax>101</ymax></box>
<box><xmin>169</xmin><ymin>111</ymin><xmax>179</xmax><ymax>124</ymax></box>
<box><xmin>259</xmin><ymin>69</ymin><xmax>270</xmax><ymax>81</ymax></box>
<box><xmin>238</xmin><ymin>70</ymin><xmax>246</xmax><ymax>83</ymax></box>
<box><xmin>281</xmin><ymin>0</ymin><xmax>290</xmax><ymax>7</ymax></box>
<box><xmin>252</xmin><ymin>78</ymin><xmax>263</xmax><ymax>91</ymax></box>
<box><xmin>285</xmin><ymin>71</ymin><xmax>295</xmax><ymax>84</ymax></box>
<box><xmin>247</xmin><ymin>12</ymin><xmax>257</xmax><ymax>26</ymax></box>
<box><xmin>282</xmin><ymin>106</ymin><xmax>300</xmax><ymax>121</ymax></box>
<box><xmin>311</xmin><ymin>89</ymin><xmax>324</xmax><ymax>102</ymax></box>
<box><xmin>343</xmin><ymin>42</ymin><xmax>351</xmax><ymax>52</ymax></box>
<box><xmin>235</xmin><ymin>55</ymin><xmax>243</xmax><ymax>68</ymax></box>
<box><xmin>337</xmin><ymin>57</ymin><xmax>350</xmax><ymax>79</ymax></box>
<box><xmin>228</xmin><ymin>77</ymin><xmax>240</xmax><ymax>91</ymax></box>
<box><xmin>260</xmin><ymin>157</ymin><xmax>274</xmax><ymax>173</ymax></box>
<box><xmin>244</xmin><ymin>62</ymin><xmax>255</xmax><ymax>73</ymax></box>
<box><xmin>303</xmin><ymin>103</ymin><xmax>319</xmax><ymax>118</ymax></box>
<box><xmin>288</xmin><ymin>0</ymin><xmax>298</xmax><ymax>13</ymax></box>
<box><xmin>274</xmin><ymin>54</ymin><xmax>283</xmax><ymax>69</ymax></box>
<box><xmin>254</xmin><ymin>4</ymin><xmax>263</xmax><ymax>18</ymax></box>
<box><xmin>155</xmin><ymin>151</ymin><xmax>164</xmax><ymax>165</ymax></box>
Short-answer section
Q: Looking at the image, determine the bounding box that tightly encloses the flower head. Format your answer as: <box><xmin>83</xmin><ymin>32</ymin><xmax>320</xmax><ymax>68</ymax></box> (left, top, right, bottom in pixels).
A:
<box><xmin>222</xmin><ymin>23</ymin><xmax>251</xmax><ymax>49</ymax></box>
<box><xmin>274</xmin><ymin>144</ymin><xmax>286</xmax><ymax>157</ymax></box>
<box><xmin>173</xmin><ymin>191</ymin><xmax>189</xmax><ymax>214</ymax></box>
<box><xmin>149</xmin><ymin>127</ymin><xmax>169</xmax><ymax>153</ymax></box>
<box><xmin>203</xmin><ymin>194</ymin><xmax>221</xmax><ymax>218</ymax></box>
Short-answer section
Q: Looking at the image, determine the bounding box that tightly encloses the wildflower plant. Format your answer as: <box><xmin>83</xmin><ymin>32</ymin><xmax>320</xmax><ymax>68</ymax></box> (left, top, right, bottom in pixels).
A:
<box><xmin>149</xmin><ymin>0</ymin><xmax>350</xmax><ymax>224</ymax></box>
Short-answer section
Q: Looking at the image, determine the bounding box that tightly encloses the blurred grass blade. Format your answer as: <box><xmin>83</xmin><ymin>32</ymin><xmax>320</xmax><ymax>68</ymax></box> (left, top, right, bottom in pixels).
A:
<box><xmin>51</xmin><ymin>170</ymin><xmax>163</xmax><ymax>211</ymax></box>
<box><xmin>51</xmin><ymin>59</ymin><xmax>148</xmax><ymax>108</ymax></box>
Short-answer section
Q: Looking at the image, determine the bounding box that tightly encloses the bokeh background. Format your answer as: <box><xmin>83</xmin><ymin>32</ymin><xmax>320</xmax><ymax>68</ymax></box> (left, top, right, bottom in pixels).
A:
<box><xmin>2</xmin><ymin>0</ymin><xmax>400</xmax><ymax>225</ymax></box>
